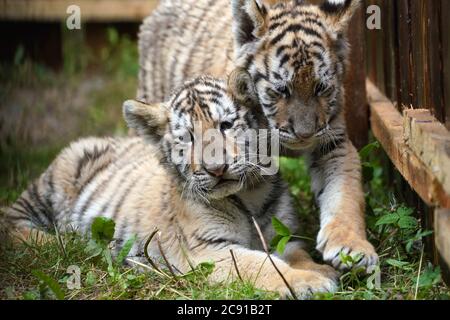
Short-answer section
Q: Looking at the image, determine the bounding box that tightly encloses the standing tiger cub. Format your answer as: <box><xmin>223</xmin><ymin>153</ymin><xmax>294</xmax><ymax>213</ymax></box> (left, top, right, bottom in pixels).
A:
<box><xmin>138</xmin><ymin>0</ymin><xmax>378</xmax><ymax>270</ymax></box>
<box><xmin>5</xmin><ymin>73</ymin><xmax>338</xmax><ymax>299</ymax></box>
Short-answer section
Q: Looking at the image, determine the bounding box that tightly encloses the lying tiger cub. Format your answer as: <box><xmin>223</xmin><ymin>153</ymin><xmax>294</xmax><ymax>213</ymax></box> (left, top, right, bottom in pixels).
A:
<box><xmin>5</xmin><ymin>71</ymin><xmax>337</xmax><ymax>298</ymax></box>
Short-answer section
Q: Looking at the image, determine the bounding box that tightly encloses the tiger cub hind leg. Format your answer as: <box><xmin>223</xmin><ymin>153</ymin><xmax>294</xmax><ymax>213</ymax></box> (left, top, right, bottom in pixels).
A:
<box><xmin>4</xmin><ymin>226</ymin><xmax>55</xmax><ymax>246</ymax></box>
<box><xmin>193</xmin><ymin>244</ymin><xmax>337</xmax><ymax>299</ymax></box>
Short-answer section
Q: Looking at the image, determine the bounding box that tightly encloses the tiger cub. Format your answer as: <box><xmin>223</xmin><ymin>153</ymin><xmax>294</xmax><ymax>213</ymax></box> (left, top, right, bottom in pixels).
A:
<box><xmin>5</xmin><ymin>72</ymin><xmax>337</xmax><ymax>298</ymax></box>
<box><xmin>138</xmin><ymin>0</ymin><xmax>378</xmax><ymax>270</ymax></box>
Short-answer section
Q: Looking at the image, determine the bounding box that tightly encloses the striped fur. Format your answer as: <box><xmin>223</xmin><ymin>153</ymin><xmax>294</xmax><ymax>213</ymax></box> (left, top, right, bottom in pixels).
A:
<box><xmin>6</xmin><ymin>76</ymin><xmax>337</xmax><ymax>298</ymax></box>
<box><xmin>138</xmin><ymin>0</ymin><xmax>378</xmax><ymax>270</ymax></box>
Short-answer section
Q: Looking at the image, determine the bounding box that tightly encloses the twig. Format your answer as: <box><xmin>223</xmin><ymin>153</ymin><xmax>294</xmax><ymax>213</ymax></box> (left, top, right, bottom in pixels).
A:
<box><xmin>252</xmin><ymin>255</ymin><xmax>269</xmax><ymax>285</ymax></box>
<box><xmin>229</xmin><ymin>249</ymin><xmax>243</xmax><ymax>282</ymax></box>
<box><xmin>178</xmin><ymin>236</ymin><xmax>196</xmax><ymax>273</ymax></box>
<box><xmin>143</xmin><ymin>228</ymin><xmax>170</xmax><ymax>278</ymax></box>
<box><xmin>156</xmin><ymin>232</ymin><xmax>178</xmax><ymax>279</ymax></box>
<box><xmin>414</xmin><ymin>245</ymin><xmax>425</xmax><ymax>300</ymax></box>
<box><xmin>251</xmin><ymin>216</ymin><xmax>297</xmax><ymax>300</ymax></box>
<box><xmin>126</xmin><ymin>258</ymin><xmax>168</xmax><ymax>278</ymax></box>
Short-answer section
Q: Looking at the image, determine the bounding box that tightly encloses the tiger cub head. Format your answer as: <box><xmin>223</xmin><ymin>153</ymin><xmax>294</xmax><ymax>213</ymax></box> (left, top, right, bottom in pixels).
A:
<box><xmin>232</xmin><ymin>0</ymin><xmax>361</xmax><ymax>150</ymax></box>
<box><xmin>123</xmin><ymin>71</ymin><xmax>272</xmax><ymax>200</ymax></box>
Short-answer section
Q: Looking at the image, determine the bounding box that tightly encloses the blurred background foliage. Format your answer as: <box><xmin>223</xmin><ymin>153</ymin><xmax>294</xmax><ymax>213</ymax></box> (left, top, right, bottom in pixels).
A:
<box><xmin>0</xmin><ymin>27</ymin><xmax>138</xmax><ymax>206</ymax></box>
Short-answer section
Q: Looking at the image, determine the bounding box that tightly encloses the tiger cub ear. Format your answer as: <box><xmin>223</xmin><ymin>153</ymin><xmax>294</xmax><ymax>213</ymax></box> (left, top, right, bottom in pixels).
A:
<box><xmin>228</xmin><ymin>67</ymin><xmax>258</xmax><ymax>106</ymax></box>
<box><xmin>231</xmin><ymin>0</ymin><xmax>268</xmax><ymax>49</ymax></box>
<box><xmin>320</xmin><ymin>0</ymin><xmax>362</xmax><ymax>33</ymax></box>
<box><xmin>123</xmin><ymin>100</ymin><xmax>168</xmax><ymax>141</ymax></box>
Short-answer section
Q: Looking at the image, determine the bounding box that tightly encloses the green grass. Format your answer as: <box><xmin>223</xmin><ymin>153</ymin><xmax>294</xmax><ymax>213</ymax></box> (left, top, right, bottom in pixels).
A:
<box><xmin>0</xmin><ymin>28</ymin><xmax>449</xmax><ymax>300</ymax></box>
<box><xmin>1</xmin><ymin>144</ymin><xmax>449</xmax><ymax>300</ymax></box>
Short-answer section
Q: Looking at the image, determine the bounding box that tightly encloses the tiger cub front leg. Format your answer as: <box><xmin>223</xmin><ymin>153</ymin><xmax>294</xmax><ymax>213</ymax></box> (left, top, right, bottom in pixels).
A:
<box><xmin>193</xmin><ymin>245</ymin><xmax>337</xmax><ymax>299</ymax></box>
<box><xmin>309</xmin><ymin>139</ymin><xmax>378</xmax><ymax>271</ymax></box>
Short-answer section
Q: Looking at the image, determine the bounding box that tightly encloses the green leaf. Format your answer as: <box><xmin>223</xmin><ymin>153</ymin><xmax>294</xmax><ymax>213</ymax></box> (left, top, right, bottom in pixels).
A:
<box><xmin>339</xmin><ymin>251</ymin><xmax>355</xmax><ymax>266</ymax></box>
<box><xmin>398</xmin><ymin>215</ymin><xmax>418</xmax><ymax>229</ymax></box>
<box><xmin>272</xmin><ymin>217</ymin><xmax>291</xmax><ymax>237</ymax></box>
<box><xmin>14</xmin><ymin>45</ymin><xmax>25</xmax><ymax>66</ymax></box>
<box><xmin>418</xmin><ymin>266</ymin><xmax>441</xmax><ymax>288</ymax></box>
<box><xmin>386</xmin><ymin>259</ymin><xmax>409</xmax><ymax>269</ymax></box>
<box><xmin>276</xmin><ymin>236</ymin><xmax>291</xmax><ymax>255</ymax></box>
<box><xmin>84</xmin><ymin>239</ymin><xmax>103</xmax><ymax>258</ymax></box>
<box><xmin>22</xmin><ymin>290</ymin><xmax>39</xmax><ymax>300</ymax></box>
<box><xmin>32</xmin><ymin>270</ymin><xmax>65</xmax><ymax>300</ymax></box>
<box><xmin>103</xmin><ymin>248</ymin><xmax>114</xmax><ymax>274</ymax></box>
<box><xmin>375</xmin><ymin>213</ymin><xmax>399</xmax><ymax>226</ymax></box>
<box><xmin>366</xmin><ymin>265</ymin><xmax>381</xmax><ymax>290</ymax></box>
<box><xmin>91</xmin><ymin>217</ymin><xmax>115</xmax><ymax>243</ymax></box>
<box><xmin>270</xmin><ymin>234</ymin><xmax>283</xmax><ymax>249</ymax></box>
<box><xmin>196</xmin><ymin>262</ymin><xmax>215</xmax><ymax>277</ymax></box>
<box><xmin>85</xmin><ymin>271</ymin><xmax>97</xmax><ymax>286</ymax></box>
<box><xmin>362</xmin><ymin>164</ymin><xmax>374</xmax><ymax>182</ymax></box>
<box><xmin>396</xmin><ymin>206</ymin><xmax>414</xmax><ymax>217</ymax></box>
<box><xmin>115</xmin><ymin>234</ymin><xmax>137</xmax><ymax>266</ymax></box>
<box><xmin>359</xmin><ymin>141</ymin><xmax>380</xmax><ymax>160</ymax></box>
<box><xmin>107</xmin><ymin>28</ymin><xmax>119</xmax><ymax>46</ymax></box>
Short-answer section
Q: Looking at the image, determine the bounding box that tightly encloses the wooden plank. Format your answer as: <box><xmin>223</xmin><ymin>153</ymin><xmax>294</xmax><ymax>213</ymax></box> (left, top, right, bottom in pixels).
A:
<box><xmin>425</xmin><ymin>0</ymin><xmax>445</xmax><ymax>123</ymax></box>
<box><xmin>403</xmin><ymin>109</ymin><xmax>450</xmax><ymax>195</ymax></box>
<box><xmin>373</xmin><ymin>0</ymin><xmax>385</xmax><ymax>94</ymax></box>
<box><xmin>396</xmin><ymin>0</ymin><xmax>413</xmax><ymax>109</ymax></box>
<box><xmin>344</xmin><ymin>5</ymin><xmax>368</xmax><ymax>150</ymax></box>
<box><xmin>441</xmin><ymin>0</ymin><xmax>450</xmax><ymax>130</ymax></box>
<box><xmin>435</xmin><ymin>209</ymin><xmax>450</xmax><ymax>273</ymax></box>
<box><xmin>0</xmin><ymin>0</ymin><xmax>158</xmax><ymax>21</ymax></box>
<box><xmin>367</xmin><ymin>79</ymin><xmax>450</xmax><ymax>209</ymax></box>
<box><xmin>365</xmin><ymin>0</ymin><xmax>378</xmax><ymax>84</ymax></box>
<box><xmin>381</xmin><ymin>0</ymin><xmax>397</xmax><ymax>102</ymax></box>
<box><xmin>410</xmin><ymin>0</ymin><xmax>425</xmax><ymax>108</ymax></box>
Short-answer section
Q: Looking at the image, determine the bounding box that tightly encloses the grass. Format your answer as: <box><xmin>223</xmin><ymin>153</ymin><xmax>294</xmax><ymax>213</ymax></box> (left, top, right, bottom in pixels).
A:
<box><xmin>1</xmin><ymin>149</ymin><xmax>448</xmax><ymax>300</ymax></box>
<box><xmin>0</xmin><ymin>28</ymin><xmax>449</xmax><ymax>300</ymax></box>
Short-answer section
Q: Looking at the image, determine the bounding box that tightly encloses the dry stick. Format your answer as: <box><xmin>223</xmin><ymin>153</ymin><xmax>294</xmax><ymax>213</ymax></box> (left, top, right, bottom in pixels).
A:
<box><xmin>414</xmin><ymin>245</ymin><xmax>425</xmax><ymax>300</ymax></box>
<box><xmin>156</xmin><ymin>232</ymin><xmax>178</xmax><ymax>279</ymax></box>
<box><xmin>178</xmin><ymin>237</ymin><xmax>196</xmax><ymax>273</ymax></box>
<box><xmin>143</xmin><ymin>228</ymin><xmax>170</xmax><ymax>278</ymax></box>
<box><xmin>229</xmin><ymin>249</ymin><xmax>243</xmax><ymax>282</ymax></box>
<box><xmin>251</xmin><ymin>216</ymin><xmax>298</xmax><ymax>300</ymax></box>
<box><xmin>126</xmin><ymin>258</ymin><xmax>167</xmax><ymax>278</ymax></box>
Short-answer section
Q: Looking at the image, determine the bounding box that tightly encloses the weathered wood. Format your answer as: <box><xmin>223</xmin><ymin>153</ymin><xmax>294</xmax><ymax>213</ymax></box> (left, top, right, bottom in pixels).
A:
<box><xmin>0</xmin><ymin>0</ymin><xmax>158</xmax><ymax>21</ymax></box>
<box><xmin>435</xmin><ymin>209</ymin><xmax>450</xmax><ymax>273</ymax></box>
<box><xmin>367</xmin><ymin>80</ymin><xmax>450</xmax><ymax>209</ymax></box>
<box><xmin>396</xmin><ymin>0</ymin><xmax>413</xmax><ymax>109</ymax></box>
<box><xmin>441</xmin><ymin>0</ymin><xmax>450</xmax><ymax>130</ymax></box>
<box><xmin>381</xmin><ymin>0</ymin><xmax>397</xmax><ymax>102</ymax></box>
<box><xmin>425</xmin><ymin>0</ymin><xmax>446</xmax><ymax>123</ymax></box>
<box><xmin>403</xmin><ymin>109</ymin><xmax>450</xmax><ymax>196</ymax></box>
<box><xmin>344</xmin><ymin>5</ymin><xmax>368</xmax><ymax>150</ymax></box>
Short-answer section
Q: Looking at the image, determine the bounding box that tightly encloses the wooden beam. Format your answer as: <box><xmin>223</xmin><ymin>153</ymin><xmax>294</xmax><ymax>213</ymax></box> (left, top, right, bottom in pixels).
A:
<box><xmin>403</xmin><ymin>109</ymin><xmax>450</xmax><ymax>196</ymax></box>
<box><xmin>367</xmin><ymin>79</ymin><xmax>450</xmax><ymax>209</ymax></box>
<box><xmin>435</xmin><ymin>209</ymin><xmax>450</xmax><ymax>272</ymax></box>
<box><xmin>0</xmin><ymin>0</ymin><xmax>158</xmax><ymax>21</ymax></box>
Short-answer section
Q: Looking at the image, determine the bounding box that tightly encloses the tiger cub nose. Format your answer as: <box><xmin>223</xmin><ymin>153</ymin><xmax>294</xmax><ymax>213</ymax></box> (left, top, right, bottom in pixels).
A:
<box><xmin>204</xmin><ymin>164</ymin><xmax>228</xmax><ymax>177</ymax></box>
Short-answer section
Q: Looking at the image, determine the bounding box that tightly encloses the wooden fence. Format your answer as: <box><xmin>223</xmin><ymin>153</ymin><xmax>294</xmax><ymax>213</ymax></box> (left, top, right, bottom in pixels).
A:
<box><xmin>360</xmin><ymin>0</ymin><xmax>450</xmax><ymax>279</ymax></box>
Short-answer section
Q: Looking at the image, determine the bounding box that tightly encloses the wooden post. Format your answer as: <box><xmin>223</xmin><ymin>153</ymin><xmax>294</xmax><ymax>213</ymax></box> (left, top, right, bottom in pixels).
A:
<box><xmin>344</xmin><ymin>5</ymin><xmax>368</xmax><ymax>150</ymax></box>
<box><xmin>435</xmin><ymin>209</ymin><xmax>450</xmax><ymax>284</ymax></box>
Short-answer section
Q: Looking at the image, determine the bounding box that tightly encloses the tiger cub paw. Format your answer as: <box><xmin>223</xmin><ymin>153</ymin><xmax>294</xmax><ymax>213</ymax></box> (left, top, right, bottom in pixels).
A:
<box><xmin>317</xmin><ymin>228</ymin><xmax>379</xmax><ymax>271</ymax></box>
<box><xmin>274</xmin><ymin>269</ymin><xmax>338</xmax><ymax>300</ymax></box>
